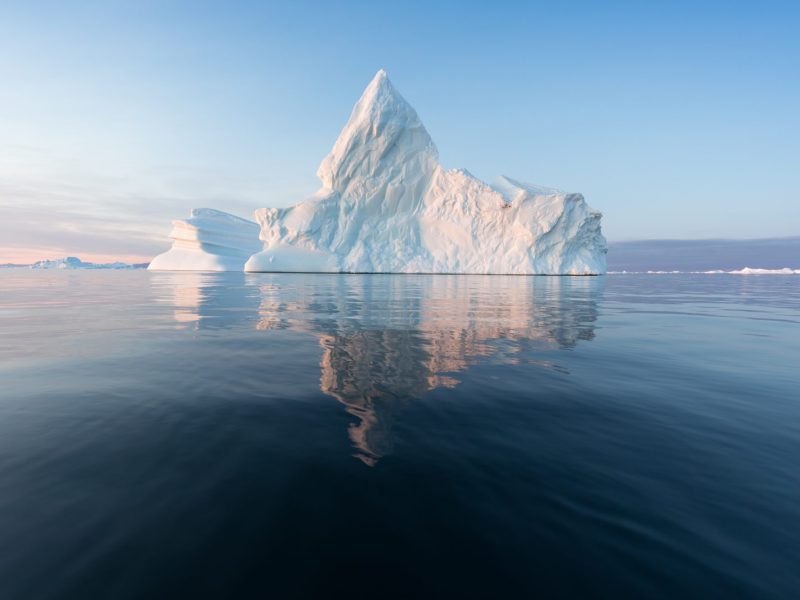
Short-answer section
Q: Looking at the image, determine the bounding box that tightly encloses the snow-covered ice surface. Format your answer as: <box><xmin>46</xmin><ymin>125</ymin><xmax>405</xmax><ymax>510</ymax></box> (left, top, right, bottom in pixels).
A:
<box><xmin>148</xmin><ymin>209</ymin><xmax>262</xmax><ymax>272</ymax></box>
<box><xmin>245</xmin><ymin>70</ymin><xmax>606</xmax><ymax>274</ymax></box>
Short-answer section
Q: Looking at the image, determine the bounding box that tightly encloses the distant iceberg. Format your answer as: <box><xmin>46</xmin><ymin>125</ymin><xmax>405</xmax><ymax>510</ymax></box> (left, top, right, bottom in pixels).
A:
<box><xmin>724</xmin><ymin>267</ymin><xmax>800</xmax><ymax>275</ymax></box>
<box><xmin>609</xmin><ymin>268</ymin><xmax>800</xmax><ymax>275</ymax></box>
<box><xmin>607</xmin><ymin>237</ymin><xmax>800</xmax><ymax>273</ymax></box>
<box><xmin>148</xmin><ymin>208</ymin><xmax>261</xmax><ymax>272</ymax></box>
<box><xmin>245</xmin><ymin>70</ymin><xmax>606</xmax><ymax>275</ymax></box>
<box><xmin>30</xmin><ymin>257</ymin><xmax>144</xmax><ymax>270</ymax></box>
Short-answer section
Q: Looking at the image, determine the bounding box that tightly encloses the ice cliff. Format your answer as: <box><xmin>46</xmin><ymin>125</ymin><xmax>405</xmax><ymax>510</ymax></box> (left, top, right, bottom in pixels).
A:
<box><xmin>244</xmin><ymin>70</ymin><xmax>606</xmax><ymax>274</ymax></box>
<box><xmin>148</xmin><ymin>208</ymin><xmax>261</xmax><ymax>271</ymax></box>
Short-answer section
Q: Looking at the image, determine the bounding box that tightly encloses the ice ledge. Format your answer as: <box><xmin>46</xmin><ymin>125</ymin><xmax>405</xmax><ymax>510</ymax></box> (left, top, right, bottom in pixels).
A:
<box><xmin>148</xmin><ymin>209</ymin><xmax>261</xmax><ymax>272</ymax></box>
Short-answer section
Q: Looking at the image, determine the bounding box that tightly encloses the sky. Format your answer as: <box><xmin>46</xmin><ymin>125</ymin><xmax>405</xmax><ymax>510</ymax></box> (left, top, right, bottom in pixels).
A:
<box><xmin>1</xmin><ymin>0</ymin><xmax>798</xmax><ymax>263</ymax></box>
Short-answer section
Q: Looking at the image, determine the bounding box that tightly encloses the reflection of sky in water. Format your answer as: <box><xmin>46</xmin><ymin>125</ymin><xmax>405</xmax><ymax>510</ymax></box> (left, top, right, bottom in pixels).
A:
<box><xmin>3</xmin><ymin>270</ymin><xmax>798</xmax><ymax>467</ymax></box>
<box><xmin>1</xmin><ymin>271</ymin><xmax>799</xmax><ymax>598</ymax></box>
<box><xmin>162</xmin><ymin>273</ymin><xmax>604</xmax><ymax>464</ymax></box>
<box><xmin>0</xmin><ymin>270</ymin><xmax>603</xmax><ymax>465</ymax></box>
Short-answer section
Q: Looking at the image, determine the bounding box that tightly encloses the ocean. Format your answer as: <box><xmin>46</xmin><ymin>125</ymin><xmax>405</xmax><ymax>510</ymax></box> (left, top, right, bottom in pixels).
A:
<box><xmin>1</xmin><ymin>270</ymin><xmax>798</xmax><ymax>598</ymax></box>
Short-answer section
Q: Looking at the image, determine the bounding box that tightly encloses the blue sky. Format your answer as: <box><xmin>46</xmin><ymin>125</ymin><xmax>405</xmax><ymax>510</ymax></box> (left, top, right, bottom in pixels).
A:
<box><xmin>1</xmin><ymin>0</ymin><xmax>798</xmax><ymax>261</ymax></box>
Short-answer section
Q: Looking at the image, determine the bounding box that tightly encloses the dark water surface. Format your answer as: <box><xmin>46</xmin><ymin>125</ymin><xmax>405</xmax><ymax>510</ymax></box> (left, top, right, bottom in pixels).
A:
<box><xmin>1</xmin><ymin>271</ymin><xmax>798</xmax><ymax>599</ymax></box>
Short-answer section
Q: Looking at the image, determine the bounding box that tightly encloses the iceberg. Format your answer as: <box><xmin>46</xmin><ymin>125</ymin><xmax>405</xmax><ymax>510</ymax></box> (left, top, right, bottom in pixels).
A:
<box><xmin>245</xmin><ymin>70</ymin><xmax>606</xmax><ymax>274</ymax></box>
<box><xmin>148</xmin><ymin>208</ymin><xmax>261</xmax><ymax>272</ymax></box>
<box><xmin>607</xmin><ymin>267</ymin><xmax>800</xmax><ymax>275</ymax></box>
<box><xmin>30</xmin><ymin>257</ymin><xmax>144</xmax><ymax>269</ymax></box>
<box><xmin>724</xmin><ymin>267</ymin><xmax>800</xmax><ymax>275</ymax></box>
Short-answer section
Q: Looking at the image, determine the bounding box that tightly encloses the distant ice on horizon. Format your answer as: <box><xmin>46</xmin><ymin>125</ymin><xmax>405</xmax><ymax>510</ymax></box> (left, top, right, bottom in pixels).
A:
<box><xmin>609</xmin><ymin>268</ymin><xmax>800</xmax><ymax>275</ymax></box>
<box><xmin>26</xmin><ymin>257</ymin><xmax>145</xmax><ymax>270</ymax></box>
<box><xmin>608</xmin><ymin>237</ymin><xmax>800</xmax><ymax>273</ymax></box>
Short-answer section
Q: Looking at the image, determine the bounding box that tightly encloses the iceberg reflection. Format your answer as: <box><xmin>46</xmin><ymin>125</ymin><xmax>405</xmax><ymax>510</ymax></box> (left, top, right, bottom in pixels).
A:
<box><xmin>256</xmin><ymin>275</ymin><xmax>603</xmax><ymax>465</ymax></box>
<box><xmin>155</xmin><ymin>273</ymin><xmax>601</xmax><ymax>464</ymax></box>
<box><xmin>150</xmin><ymin>272</ymin><xmax>262</xmax><ymax>329</ymax></box>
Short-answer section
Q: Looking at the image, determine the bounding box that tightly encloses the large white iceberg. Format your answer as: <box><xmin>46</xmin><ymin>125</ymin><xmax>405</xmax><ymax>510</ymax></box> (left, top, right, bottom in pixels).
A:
<box><xmin>245</xmin><ymin>70</ymin><xmax>606</xmax><ymax>274</ymax></box>
<box><xmin>148</xmin><ymin>208</ymin><xmax>261</xmax><ymax>271</ymax></box>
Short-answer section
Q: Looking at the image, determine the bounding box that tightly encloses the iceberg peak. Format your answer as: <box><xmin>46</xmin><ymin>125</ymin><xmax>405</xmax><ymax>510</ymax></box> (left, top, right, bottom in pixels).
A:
<box><xmin>316</xmin><ymin>69</ymin><xmax>438</xmax><ymax>196</ymax></box>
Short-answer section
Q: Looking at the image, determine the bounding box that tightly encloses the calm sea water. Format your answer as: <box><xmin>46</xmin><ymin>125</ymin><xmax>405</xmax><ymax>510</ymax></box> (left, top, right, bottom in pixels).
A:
<box><xmin>1</xmin><ymin>271</ymin><xmax>798</xmax><ymax>599</ymax></box>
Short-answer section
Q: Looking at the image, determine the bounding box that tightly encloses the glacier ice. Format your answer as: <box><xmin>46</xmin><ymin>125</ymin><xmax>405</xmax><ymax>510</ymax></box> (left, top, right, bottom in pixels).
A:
<box><xmin>148</xmin><ymin>208</ymin><xmax>261</xmax><ymax>272</ymax></box>
<box><xmin>244</xmin><ymin>69</ymin><xmax>607</xmax><ymax>274</ymax></box>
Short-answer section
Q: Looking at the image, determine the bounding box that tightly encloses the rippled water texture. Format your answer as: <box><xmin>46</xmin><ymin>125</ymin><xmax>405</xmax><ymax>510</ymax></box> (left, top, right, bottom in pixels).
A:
<box><xmin>1</xmin><ymin>271</ymin><xmax>799</xmax><ymax>598</ymax></box>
